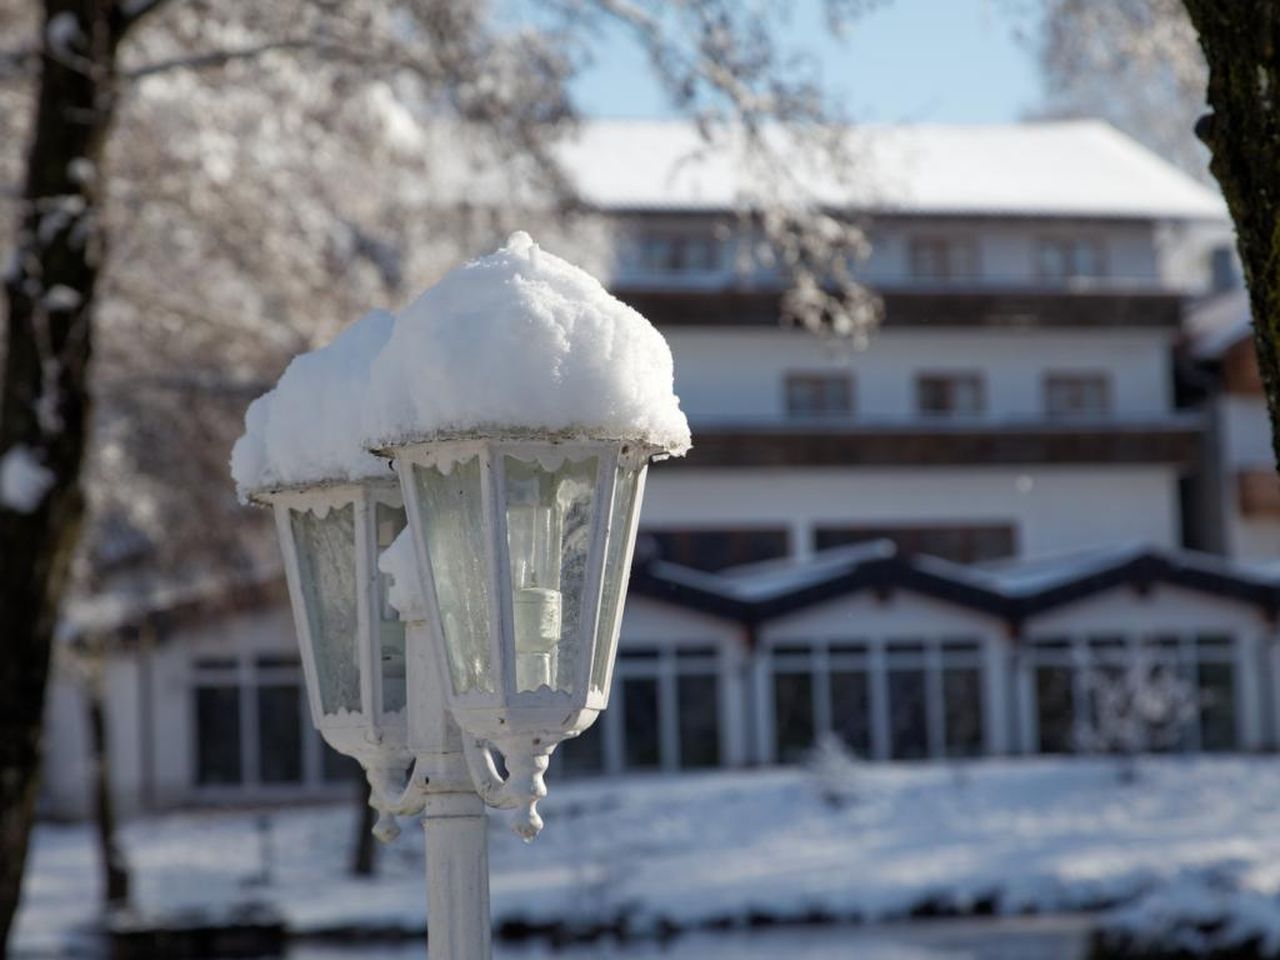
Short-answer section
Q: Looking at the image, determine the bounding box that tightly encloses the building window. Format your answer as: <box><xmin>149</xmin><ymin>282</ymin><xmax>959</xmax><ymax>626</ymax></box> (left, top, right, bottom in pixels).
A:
<box><xmin>1037</xmin><ymin>238</ymin><xmax>1106</xmax><ymax>282</ymax></box>
<box><xmin>628</xmin><ymin>233</ymin><xmax>722</xmax><ymax>274</ymax></box>
<box><xmin>1027</xmin><ymin>633</ymin><xmax>1239</xmax><ymax>755</ymax></box>
<box><xmin>195</xmin><ymin>685</ymin><xmax>242</xmax><ymax>786</ymax></box>
<box><xmin>784</xmin><ymin>372</ymin><xmax>853</xmax><ymax>418</ymax></box>
<box><xmin>606</xmin><ymin>644</ymin><xmax>723</xmax><ymax>773</ymax></box>
<box><xmin>908</xmin><ymin>237</ymin><xmax>978</xmax><ymax>283</ymax></box>
<box><xmin>1209</xmin><ymin>244</ymin><xmax>1237</xmax><ymax>293</ymax></box>
<box><xmin>556</xmin><ymin>717</ymin><xmax>605</xmax><ymax>776</ymax></box>
<box><xmin>814</xmin><ymin>525</ymin><xmax>1016</xmax><ymax>563</ymax></box>
<box><xmin>916</xmin><ymin>373</ymin><xmax>985</xmax><ymax>417</ymax></box>
<box><xmin>766</xmin><ymin>637</ymin><xmax>985</xmax><ymax>763</ymax></box>
<box><xmin>642</xmin><ymin>528</ymin><xmax>790</xmax><ymax>572</ymax></box>
<box><xmin>1044</xmin><ymin>373</ymin><xmax>1110</xmax><ymax>418</ymax></box>
<box><xmin>256</xmin><ymin>684</ymin><xmax>303</xmax><ymax>784</ymax></box>
<box><xmin>192</xmin><ymin>649</ymin><xmax>356</xmax><ymax>792</ymax></box>
<box><xmin>773</xmin><ymin>670</ymin><xmax>816</xmax><ymax>763</ymax></box>
<box><xmin>887</xmin><ymin>665</ymin><xmax>929</xmax><ymax>760</ymax></box>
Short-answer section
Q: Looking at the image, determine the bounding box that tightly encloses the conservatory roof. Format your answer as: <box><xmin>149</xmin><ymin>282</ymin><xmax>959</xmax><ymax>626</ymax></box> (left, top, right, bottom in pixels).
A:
<box><xmin>630</xmin><ymin>541</ymin><xmax>1279</xmax><ymax>629</ymax></box>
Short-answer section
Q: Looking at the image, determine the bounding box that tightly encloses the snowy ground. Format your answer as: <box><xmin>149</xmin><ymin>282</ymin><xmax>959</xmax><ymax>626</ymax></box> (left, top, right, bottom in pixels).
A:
<box><xmin>14</xmin><ymin>757</ymin><xmax>1280</xmax><ymax>957</ymax></box>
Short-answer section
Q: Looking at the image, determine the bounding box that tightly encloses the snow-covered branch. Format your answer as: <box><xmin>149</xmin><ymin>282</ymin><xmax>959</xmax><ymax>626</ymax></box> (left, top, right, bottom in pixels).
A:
<box><xmin>125</xmin><ymin>38</ymin><xmax>317</xmax><ymax>80</ymax></box>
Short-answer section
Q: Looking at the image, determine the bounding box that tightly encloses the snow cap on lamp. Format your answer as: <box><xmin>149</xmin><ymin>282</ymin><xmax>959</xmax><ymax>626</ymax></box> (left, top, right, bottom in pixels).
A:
<box><xmin>361</xmin><ymin>231</ymin><xmax>691</xmax><ymax>456</ymax></box>
<box><xmin>231</xmin><ymin>308</ymin><xmax>396</xmax><ymax>502</ymax></box>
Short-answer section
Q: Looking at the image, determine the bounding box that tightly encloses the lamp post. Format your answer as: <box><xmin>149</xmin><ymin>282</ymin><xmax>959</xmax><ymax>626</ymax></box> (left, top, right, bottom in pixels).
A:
<box><xmin>232</xmin><ymin>232</ymin><xmax>690</xmax><ymax>959</ymax></box>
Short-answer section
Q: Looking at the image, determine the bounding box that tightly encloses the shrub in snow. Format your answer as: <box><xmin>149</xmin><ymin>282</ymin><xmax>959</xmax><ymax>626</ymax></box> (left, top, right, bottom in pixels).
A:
<box><xmin>1076</xmin><ymin>661</ymin><xmax>1200</xmax><ymax>782</ymax></box>
<box><xmin>361</xmin><ymin>231</ymin><xmax>691</xmax><ymax>454</ymax></box>
<box><xmin>805</xmin><ymin>732</ymin><xmax>869</xmax><ymax>809</ymax></box>
<box><xmin>230</xmin><ymin>309</ymin><xmax>395</xmax><ymax>501</ymax></box>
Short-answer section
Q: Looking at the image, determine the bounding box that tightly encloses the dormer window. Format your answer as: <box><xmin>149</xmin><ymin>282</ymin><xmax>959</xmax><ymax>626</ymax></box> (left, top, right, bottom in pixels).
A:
<box><xmin>1037</xmin><ymin>238</ymin><xmax>1106</xmax><ymax>283</ymax></box>
<box><xmin>908</xmin><ymin>237</ymin><xmax>978</xmax><ymax>283</ymax></box>
<box><xmin>630</xmin><ymin>232</ymin><xmax>722</xmax><ymax>274</ymax></box>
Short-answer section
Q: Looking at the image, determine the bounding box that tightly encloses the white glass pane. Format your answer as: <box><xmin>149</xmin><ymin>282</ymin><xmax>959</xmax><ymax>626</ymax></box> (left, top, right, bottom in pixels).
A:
<box><xmin>290</xmin><ymin>505</ymin><xmax>362</xmax><ymax>716</ymax></box>
<box><xmin>591</xmin><ymin>463</ymin><xmax>644</xmax><ymax>695</ymax></box>
<box><xmin>504</xmin><ymin>455</ymin><xmax>598</xmax><ymax>693</ymax></box>
<box><xmin>376</xmin><ymin>501</ymin><xmax>408</xmax><ymax>715</ymax></box>
<box><xmin>414</xmin><ymin>458</ymin><xmax>495</xmax><ymax>694</ymax></box>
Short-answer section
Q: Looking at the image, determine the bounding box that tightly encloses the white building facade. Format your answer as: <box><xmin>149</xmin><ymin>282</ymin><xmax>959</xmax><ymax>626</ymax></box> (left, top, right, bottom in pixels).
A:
<box><xmin>41</xmin><ymin>120</ymin><xmax>1279</xmax><ymax>819</ymax></box>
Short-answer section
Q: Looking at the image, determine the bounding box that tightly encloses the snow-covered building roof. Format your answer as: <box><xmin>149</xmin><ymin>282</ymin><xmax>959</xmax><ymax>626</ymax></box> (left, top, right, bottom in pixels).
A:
<box><xmin>557</xmin><ymin>120</ymin><xmax>1228</xmax><ymax>221</ymax></box>
<box><xmin>1186</xmin><ymin>289</ymin><xmax>1252</xmax><ymax>360</ymax></box>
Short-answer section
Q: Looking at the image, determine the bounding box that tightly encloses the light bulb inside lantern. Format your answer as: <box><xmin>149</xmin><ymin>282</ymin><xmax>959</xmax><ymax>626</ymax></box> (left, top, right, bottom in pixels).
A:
<box><xmin>375</xmin><ymin>501</ymin><xmax>409</xmax><ymax>714</ymax></box>
<box><xmin>504</xmin><ymin>455</ymin><xmax>598</xmax><ymax>694</ymax></box>
<box><xmin>506</xmin><ymin>474</ymin><xmax>564</xmax><ymax>691</ymax></box>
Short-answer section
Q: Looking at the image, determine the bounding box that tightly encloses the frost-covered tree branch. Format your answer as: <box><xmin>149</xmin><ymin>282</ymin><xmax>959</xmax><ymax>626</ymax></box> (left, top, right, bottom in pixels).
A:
<box><xmin>1032</xmin><ymin>0</ymin><xmax>1211</xmax><ymax>181</ymax></box>
<box><xmin>0</xmin><ymin>0</ymin><xmax>878</xmax><ymax>944</ymax></box>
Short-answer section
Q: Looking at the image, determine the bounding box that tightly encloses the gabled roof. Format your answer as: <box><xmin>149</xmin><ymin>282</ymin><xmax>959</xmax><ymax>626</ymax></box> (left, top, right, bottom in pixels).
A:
<box><xmin>557</xmin><ymin>120</ymin><xmax>1228</xmax><ymax>221</ymax></box>
<box><xmin>630</xmin><ymin>541</ymin><xmax>1279</xmax><ymax>630</ymax></box>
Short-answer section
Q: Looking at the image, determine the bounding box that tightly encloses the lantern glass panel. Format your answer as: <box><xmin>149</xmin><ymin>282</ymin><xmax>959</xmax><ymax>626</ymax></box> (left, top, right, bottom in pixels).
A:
<box><xmin>375</xmin><ymin>501</ymin><xmax>408</xmax><ymax>715</ymax></box>
<box><xmin>290</xmin><ymin>504</ymin><xmax>362</xmax><ymax>715</ymax></box>
<box><xmin>503</xmin><ymin>455</ymin><xmax>598</xmax><ymax>693</ymax></box>
<box><xmin>590</xmin><ymin>462</ymin><xmax>645</xmax><ymax>695</ymax></box>
<box><xmin>414</xmin><ymin>457</ymin><xmax>496</xmax><ymax>694</ymax></box>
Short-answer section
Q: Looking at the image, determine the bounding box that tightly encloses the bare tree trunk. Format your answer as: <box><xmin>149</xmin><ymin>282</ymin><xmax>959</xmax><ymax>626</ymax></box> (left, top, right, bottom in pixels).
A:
<box><xmin>87</xmin><ymin>664</ymin><xmax>129</xmax><ymax>907</ymax></box>
<box><xmin>1183</xmin><ymin>2</ymin><xmax>1280</xmax><ymax>466</ymax></box>
<box><xmin>350</xmin><ymin>776</ymin><xmax>378</xmax><ymax>878</ymax></box>
<box><xmin>0</xmin><ymin>1</ymin><xmax>164</xmax><ymax>946</ymax></box>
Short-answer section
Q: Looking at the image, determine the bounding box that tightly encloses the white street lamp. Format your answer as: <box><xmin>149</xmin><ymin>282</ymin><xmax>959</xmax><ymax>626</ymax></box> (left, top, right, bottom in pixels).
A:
<box><xmin>231</xmin><ymin>310</ymin><xmax>418</xmax><ymax>800</ymax></box>
<box><xmin>387</xmin><ymin>436</ymin><xmax>653</xmax><ymax>837</ymax></box>
<box><xmin>233</xmin><ymin>232</ymin><xmax>690</xmax><ymax>959</ymax></box>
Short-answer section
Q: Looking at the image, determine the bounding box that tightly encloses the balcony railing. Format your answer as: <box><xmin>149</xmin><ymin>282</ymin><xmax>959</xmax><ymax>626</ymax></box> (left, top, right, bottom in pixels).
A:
<box><xmin>616</xmin><ymin>288</ymin><xmax>1184</xmax><ymax>330</ymax></box>
<box><xmin>659</xmin><ymin>413</ymin><xmax>1206</xmax><ymax>468</ymax></box>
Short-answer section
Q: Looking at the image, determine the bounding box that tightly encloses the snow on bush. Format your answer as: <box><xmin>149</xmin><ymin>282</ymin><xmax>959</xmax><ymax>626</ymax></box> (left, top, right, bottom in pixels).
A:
<box><xmin>362</xmin><ymin>231</ymin><xmax>691</xmax><ymax>455</ymax></box>
<box><xmin>1099</xmin><ymin>875</ymin><xmax>1280</xmax><ymax>957</ymax></box>
<box><xmin>230</xmin><ymin>309</ymin><xmax>395</xmax><ymax>501</ymax></box>
<box><xmin>805</xmin><ymin>732</ymin><xmax>870</xmax><ymax>809</ymax></box>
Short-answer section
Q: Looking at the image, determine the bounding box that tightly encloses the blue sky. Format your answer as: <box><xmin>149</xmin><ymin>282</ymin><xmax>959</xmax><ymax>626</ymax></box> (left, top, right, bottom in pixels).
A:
<box><xmin>568</xmin><ymin>0</ymin><xmax>1044</xmax><ymax>124</ymax></box>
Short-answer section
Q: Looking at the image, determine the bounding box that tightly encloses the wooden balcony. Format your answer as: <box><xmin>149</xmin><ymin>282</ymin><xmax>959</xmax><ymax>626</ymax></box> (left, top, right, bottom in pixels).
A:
<box><xmin>660</xmin><ymin>417</ymin><xmax>1205</xmax><ymax>469</ymax></box>
<box><xmin>616</xmin><ymin>289</ymin><xmax>1177</xmax><ymax>330</ymax></box>
<box><xmin>618</xmin><ymin>289</ymin><xmax>1183</xmax><ymax>330</ymax></box>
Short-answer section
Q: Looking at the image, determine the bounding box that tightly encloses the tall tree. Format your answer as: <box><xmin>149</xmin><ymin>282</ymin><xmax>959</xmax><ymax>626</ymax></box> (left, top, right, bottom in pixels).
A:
<box><xmin>1035</xmin><ymin>1</ymin><xmax>1280</xmax><ymax>469</ymax></box>
<box><xmin>1182</xmin><ymin>3</ymin><xmax>1280</xmax><ymax>467</ymax></box>
<box><xmin>0</xmin><ymin>0</ymin><xmax>874</xmax><ymax>944</ymax></box>
<box><xmin>1035</xmin><ymin>0</ymin><xmax>1210</xmax><ymax>181</ymax></box>
<box><xmin>0</xmin><ymin>1</ymin><xmax>161</xmax><ymax>943</ymax></box>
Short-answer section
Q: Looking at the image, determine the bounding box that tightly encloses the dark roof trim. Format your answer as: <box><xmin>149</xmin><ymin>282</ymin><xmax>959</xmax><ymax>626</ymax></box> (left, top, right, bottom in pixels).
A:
<box><xmin>630</xmin><ymin>548</ymin><xmax>1280</xmax><ymax>629</ymax></box>
<box><xmin>617</xmin><ymin>290</ymin><xmax>1184</xmax><ymax>330</ymax></box>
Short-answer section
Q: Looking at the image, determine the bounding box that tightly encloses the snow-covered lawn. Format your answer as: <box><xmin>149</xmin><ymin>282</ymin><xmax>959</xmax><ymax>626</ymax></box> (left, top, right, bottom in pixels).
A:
<box><xmin>15</xmin><ymin>757</ymin><xmax>1280</xmax><ymax>956</ymax></box>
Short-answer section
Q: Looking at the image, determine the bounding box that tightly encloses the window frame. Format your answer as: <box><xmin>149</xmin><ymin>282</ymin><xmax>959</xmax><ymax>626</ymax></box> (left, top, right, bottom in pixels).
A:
<box><xmin>641</xmin><ymin>527</ymin><xmax>791</xmax><ymax>573</ymax></box>
<box><xmin>783</xmin><ymin>370</ymin><xmax>855</xmax><ymax>419</ymax></box>
<box><xmin>907</xmin><ymin>235</ymin><xmax>979</xmax><ymax>284</ymax></box>
<box><xmin>1036</xmin><ymin>237</ymin><xmax>1108</xmax><ymax>283</ymax></box>
<box><xmin>627</xmin><ymin>231</ymin><xmax>724</xmax><ymax>276</ymax></box>
<box><xmin>1043</xmin><ymin>371</ymin><xmax>1112</xmax><ymax>419</ymax></box>
<box><xmin>915</xmin><ymin>371</ymin><xmax>986</xmax><ymax>418</ymax></box>
<box><xmin>1025</xmin><ymin>632</ymin><xmax>1240</xmax><ymax>755</ymax></box>
<box><xmin>763</xmin><ymin>635</ymin><xmax>987</xmax><ymax>763</ymax></box>
<box><xmin>577</xmin><ymin>642</ymin><xmax>725</xmax><ymax>774</ymax></box>
<box><xmin>190</xmin><ymin>647</ymin><xmax>358</xmax><ymax>798</ymax></box>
